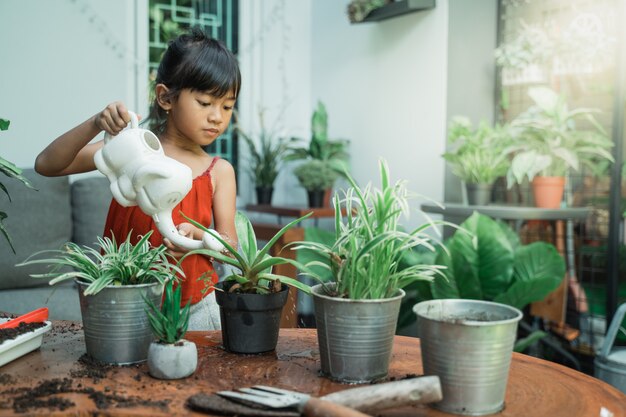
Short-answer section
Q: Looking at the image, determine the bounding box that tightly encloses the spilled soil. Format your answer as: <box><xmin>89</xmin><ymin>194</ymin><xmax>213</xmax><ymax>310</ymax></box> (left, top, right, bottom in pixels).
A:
<box><xmin>0</xmin><ymin>322</ymin><xmax>47</xmax><ymax>344</ymax></box>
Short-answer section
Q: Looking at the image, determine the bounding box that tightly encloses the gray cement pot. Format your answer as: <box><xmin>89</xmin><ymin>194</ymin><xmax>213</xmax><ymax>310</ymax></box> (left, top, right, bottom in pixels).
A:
<box><xmin>311</xmin><ymin>283</ymin><xmax>405</xmax><ymax>383</ymax></box>
<box><xmin>77</xmin><ymin>280</ymin><xmax>163</xmax><ymax>364</ymax></box>
<box><xmin>147</xmin><ymin>339</ymin><xmax>198</xmax><ymax>379</ymax></box>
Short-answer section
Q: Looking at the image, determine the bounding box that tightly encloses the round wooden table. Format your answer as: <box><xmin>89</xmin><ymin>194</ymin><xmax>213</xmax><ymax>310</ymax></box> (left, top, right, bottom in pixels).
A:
<box><xmin>0</xmin><ymin>323</ymin><xmax>624</xmax><ymax>416</ymax></box>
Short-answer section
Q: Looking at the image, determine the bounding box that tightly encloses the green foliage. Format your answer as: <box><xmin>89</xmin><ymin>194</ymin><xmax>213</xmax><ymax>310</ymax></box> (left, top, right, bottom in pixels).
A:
<box><xmin>443</xmin><ymin>116</ymin><xmax>511</xmax><ymax>184</ymax></box>
<box><xmin>506</xmin><ymin>87</ymin><xmax>614</xmax><ymax>187</ymax></box>
<box><xmin>145</xmin><ymin>279</ymin><xmax>190</xmax><ymax>344</ymax></box>
<box><xmin>293</xmin><ymin>160</ymin><xmax>340</xmax><ymax>191</ymax></box>
<box><xmin>236</xmin><ymin>112</ymin><xmax>291</xmax><ymax>188</ymax></box>
<box><xmin>183</xmin><ymin>211</ymin><xmax>313</xmax><ymax>295</ymax></box>
<box><xmin>18</xmin><ymin>231</ymin><xmax>181</xmax><ymax>295</ymax></box>
<box><xmin>295</xmin><ymin>227</ymin><xmax>335</xmax><ymax>283</ymax></box>
<box><xmin>286</xmin><ymin>101</ymin><xmax>350</xmax><ymax>183</ymax></box>
<box><xmin>292</xmin><ymin>159</ymin><xmax>446</xmax><ymax>300</ymax></box>
<box><xmin>347</xmin><ymin>0</ymin><xmax>387</xmax><ymax>23</ymax></box>
<box><xmin>1</xmin><ymin>118</ymin><xmax>35</xmax><ymax>253</ymax></box>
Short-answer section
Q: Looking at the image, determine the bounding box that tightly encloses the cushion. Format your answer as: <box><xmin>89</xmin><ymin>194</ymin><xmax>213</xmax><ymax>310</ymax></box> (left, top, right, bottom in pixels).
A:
<box><xmin>71</xmin><ymin>176</ymin><xmax>112</xmax><ymax>247</ymax></box>
<box><xmin>0</xmin><ymin>169</ymin><xmax>72</xmax><ymax>290</ymax></box>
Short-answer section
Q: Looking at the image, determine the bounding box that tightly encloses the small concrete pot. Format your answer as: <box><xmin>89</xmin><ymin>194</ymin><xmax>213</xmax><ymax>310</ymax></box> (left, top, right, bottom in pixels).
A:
<box><xmin>147</xmin><ymin>339</ymin><xmax>198</xmax><ymax>380</ymax></box>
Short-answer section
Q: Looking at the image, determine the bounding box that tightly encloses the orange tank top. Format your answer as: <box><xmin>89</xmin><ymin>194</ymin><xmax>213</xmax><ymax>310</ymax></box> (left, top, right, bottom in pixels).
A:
<box><xmin>102</xmin><ymin>157</ymin><xmax>220</xmax><ymax>306</ymax></box>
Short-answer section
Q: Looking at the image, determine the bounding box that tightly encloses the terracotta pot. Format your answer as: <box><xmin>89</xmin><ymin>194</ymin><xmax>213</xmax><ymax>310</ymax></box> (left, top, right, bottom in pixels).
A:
<box><xmin>532</xmin><ymin>176</ymin><xmax>565</xmax><ymax>209</ymax></box>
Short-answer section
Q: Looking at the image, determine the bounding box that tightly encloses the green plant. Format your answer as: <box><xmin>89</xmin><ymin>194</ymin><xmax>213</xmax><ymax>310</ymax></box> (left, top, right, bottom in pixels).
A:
<box><xmin>1</xmin><ymin>118</ymin><xmax>34</xmax><ymax>252</ymax></box>
<box><xmin>183</xmin><ymin>211</ymin><xmax>313</xmax><ymax>295</ymax></box>
<box><xmin>506</xmin><ymin>87</ymin><xmax>614</xmax><ymax>187</ymax></box>
<box><xmin>346</xmin><ymin>0</ymin><xmax>388</xmax><ymax>23</ymax></box>
<box><xmin>293</xmin><ymin>160</ymin><xmax>339</xmax><ymax>191</ymax></box>
<box><xmin>292</xmin><ymin>159</ymin><xmax>446</xmax><ymax>300</ymax></box>
<box><xmin>443</xmin><ymin>116</ymin><xmax>511</xmax><ymax>184</ymax></box>
<box><xmin>235</xmin><ymin>110</ymin><xmax>291</xmax><ymax>188</ymax></box>
<box><xmin>18</xmin><ymin>231</ymin><xmax>182</xmax><ymax>295</ymax></box>
<box><xmin>286</xmin><ymin>101</ymin><xmax>350</xmax><ymax>178</ymax></box>
<box><xmin>145</xmin><ymin>279</ymin><xmax>190</xmax><ymax>344</ymax></box>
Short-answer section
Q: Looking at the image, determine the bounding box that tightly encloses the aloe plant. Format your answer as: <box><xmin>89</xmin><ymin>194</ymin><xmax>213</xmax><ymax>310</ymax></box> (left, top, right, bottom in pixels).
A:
<box><xmin>18</xmin><ymin>231</ymin><xmax>182</xmax><ymax>295</ymax></box>
<box><xmin>183</xmin><ymin>211</ymin><xmax>313</xmax><ymax>295</ymax></box>
<box><xmin>145</xmin><ymin>279</ymin><xmax>190</xmax><ymax>344</ymax></box>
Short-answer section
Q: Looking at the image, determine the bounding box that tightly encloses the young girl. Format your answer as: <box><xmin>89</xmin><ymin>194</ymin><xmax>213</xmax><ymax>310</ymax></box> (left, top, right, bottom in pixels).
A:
<box><xmin>34</xmin><ymin>28</ymin><xmax>240</xmax><ymax>330</ymax></box>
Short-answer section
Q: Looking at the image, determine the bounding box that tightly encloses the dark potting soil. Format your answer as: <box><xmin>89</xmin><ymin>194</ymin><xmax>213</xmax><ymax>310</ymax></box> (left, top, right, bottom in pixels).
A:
<box><xmin>0</xmin><ymin>321</ymin><xmax>46</xmax><ymax>344</ymax></box>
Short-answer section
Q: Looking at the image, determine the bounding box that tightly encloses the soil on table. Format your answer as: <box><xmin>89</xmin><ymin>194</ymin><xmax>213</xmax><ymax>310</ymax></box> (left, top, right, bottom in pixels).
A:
<box><xmin>0</xmin><ymin>321</ymin><xmax>46</xmax><ymax>344</ymax></box>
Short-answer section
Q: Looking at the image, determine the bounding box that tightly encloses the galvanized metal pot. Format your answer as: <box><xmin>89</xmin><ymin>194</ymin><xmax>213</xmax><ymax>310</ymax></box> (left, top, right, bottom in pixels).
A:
<box><xmin>311</xmin><ymin>283</ymin><xmax>405</xmax><ymax>383</ymax></box>
<box><xmin>595</xmin><ymin>302</ymin><xmax>626</xmax><ymax>394</ymax></box>
<box><xmin>414</xmin><ymin>299</ymin><xmax>522</xmax><ymax>416</ymax></box>
<box><xmin>77</xmin><ymin>279</ymin><xmax>163</xmax><ymax>365</ymax></box>
<box><xmin>215</xmin><ymin>281</ymin><xmax>289</xmax><ymax>354</ymax></box>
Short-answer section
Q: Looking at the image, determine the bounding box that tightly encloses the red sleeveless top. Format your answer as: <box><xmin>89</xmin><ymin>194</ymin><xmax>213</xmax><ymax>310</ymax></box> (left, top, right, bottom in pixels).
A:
<box><xmin>102</xmin><ymin>157</ymin><xmax>220</xmax><ymax>306</ymax></box>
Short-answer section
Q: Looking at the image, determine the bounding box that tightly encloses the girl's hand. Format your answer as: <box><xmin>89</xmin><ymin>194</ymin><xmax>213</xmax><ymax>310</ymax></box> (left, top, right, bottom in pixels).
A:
<box><xmin>94</xmin><ymin>102</ymin><xmax>139</xmax><ymax>136</ymax></box>
<box><xmin>163</xmin><ymin>223</ymin><xmax>198</xmax><ymax>258</ymax></box>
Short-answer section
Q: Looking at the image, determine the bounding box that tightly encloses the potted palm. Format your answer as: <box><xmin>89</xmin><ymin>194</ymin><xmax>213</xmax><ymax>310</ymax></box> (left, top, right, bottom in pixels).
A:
<box><xmin>145</xmin><ymin>279</ymin><xmax>197</xmax><ymax>380</ymax></box>
<box><xmin>443</xmin><ymin>116</ymin><xmax>511</xmax><ymax>205</ymax></box>
<box><xmin>236</xmin><ymin>110</ymin><xmax>291</xmax><ymax>205</ymax></box>
<box><xmin>292</xmin><ymin>160</ymin><xmax>446</xmax><ymax>383</ymax></box>
<box><xmin>18</xmin><ymin>231</ymin><xmax>181</xmax><ymax>364</ymax></box>
<box><xmin>506</xmin><ymin>87</ymin><xmax>614</xmax><ymax>208</ymax></box>
<box><xmin>286</xmin><ymin>101</ymin><xmax>350</xmax><ymax>207</ymax></box>
<box><xmin>183</xmin><ymin>210</ymin><xmax>312</xmax><ymax>354</ymax></box>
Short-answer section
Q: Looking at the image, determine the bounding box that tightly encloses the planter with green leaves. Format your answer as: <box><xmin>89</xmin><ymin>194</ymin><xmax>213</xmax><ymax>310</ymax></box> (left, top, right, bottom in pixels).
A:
<box><xmin>443</xmin><ymin>116</ymin><xmax>511</xmax><ymax>205</ymax></box>
<box><xmin>506</xmin><ymin>87</ymin><xmax>614</xmax><ymax>208</ymax></box>
<box><xmin>1</xmin><ymin>118</ymin><xmax>34</xmax><ymax>252</ymax></box>
<box><xmin>145</xmin><ymin>279</ymin><xmax>197</xmax><ymax>379</ymax></box>
<box><xmin>286</xmin><ymin>101</ymin><xmax>349</xmax><ymax>206</ymax></box>
<box><xmin>293</xmin><ymin>160</ymin><xmax>340</xmax><ymax>207</ymax></box>
<box><xmin>18</xmin><ymin>231</ymin><xmax>181</xmax><ymax>364</ymax></box>
<box><xmin>236</xmin><ymin>112</ymin><xmax>290</xmax><ymax>205</ymax></box>
<box><xmin>293</xmin><ymin>160</ymin><xmax>445</xmax><ymax>383</ymax></box>
<box><xmin>184</xmin><ymin>211</ymin><xmax>312</xmax><ymax>353</ymax></box>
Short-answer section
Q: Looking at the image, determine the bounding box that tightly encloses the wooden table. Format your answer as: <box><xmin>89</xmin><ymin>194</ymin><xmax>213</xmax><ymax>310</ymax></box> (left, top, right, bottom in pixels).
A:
<box><xmin>1</xmin><ymin>323</ymin><xmax>624</xmax><ymax>416</ymax></box>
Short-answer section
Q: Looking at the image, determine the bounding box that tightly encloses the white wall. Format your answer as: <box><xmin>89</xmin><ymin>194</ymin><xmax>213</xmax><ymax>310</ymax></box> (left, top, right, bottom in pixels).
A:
<box><xmin>0</xmin><ymin>0</ymin><xmax>148</xmax><ymax>172</ymax></box>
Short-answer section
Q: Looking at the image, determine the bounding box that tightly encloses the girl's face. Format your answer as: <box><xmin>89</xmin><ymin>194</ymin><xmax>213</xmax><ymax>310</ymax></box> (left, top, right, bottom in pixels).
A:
<box><xmin>167</xmin><ymin>88</ymin><xmax>236</xmax><ymax>147</ymax></box>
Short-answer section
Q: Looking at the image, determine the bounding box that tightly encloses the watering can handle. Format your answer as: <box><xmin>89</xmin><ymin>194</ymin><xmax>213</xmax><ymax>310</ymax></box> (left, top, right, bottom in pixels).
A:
<box><xmin>599</xmin><ymin>302</ymin><xmax>626</xmax><ymax>358</ymax></box>
<box><xmin>103</xmin><ymin>111</ymin><xmax>139</xmax><ymax>144</ymax></box>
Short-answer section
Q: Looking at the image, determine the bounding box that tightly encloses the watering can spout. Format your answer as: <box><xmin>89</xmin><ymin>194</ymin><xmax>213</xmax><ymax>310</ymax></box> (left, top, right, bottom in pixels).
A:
<box><xmin>94</xmin><ymin>110</ymin><xmax>224</xmax><ymax>253</ymax></box>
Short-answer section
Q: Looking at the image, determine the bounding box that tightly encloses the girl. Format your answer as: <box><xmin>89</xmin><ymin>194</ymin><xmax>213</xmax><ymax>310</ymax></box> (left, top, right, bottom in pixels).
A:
<box><xmin>34</xmin><ymin>28</ymin><xmax>240</xmax><ymax>330</ymax></box>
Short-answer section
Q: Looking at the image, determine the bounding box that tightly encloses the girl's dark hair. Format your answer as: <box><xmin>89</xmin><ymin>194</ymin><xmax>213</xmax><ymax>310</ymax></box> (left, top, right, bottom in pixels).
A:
<box><xmin>148</xmin><ymin>27</ymin><xmax>241</xmax><ymax>134</ymax></box>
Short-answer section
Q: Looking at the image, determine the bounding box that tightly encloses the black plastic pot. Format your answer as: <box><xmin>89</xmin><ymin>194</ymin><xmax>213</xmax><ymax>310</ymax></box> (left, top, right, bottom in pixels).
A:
<box><xmin>214</xmin><ymin>281</ymin><xmax>289</xmax><ymax>353</ymax></box>
<box><xmin>307</xmin><ymin>189</ymin><xmax>325</xmax><ymax>208</ymax></box>
<box><xmin>255</xmin><ymin>186</ymin><xmax>274</xmax><ymax>205</ymax></box>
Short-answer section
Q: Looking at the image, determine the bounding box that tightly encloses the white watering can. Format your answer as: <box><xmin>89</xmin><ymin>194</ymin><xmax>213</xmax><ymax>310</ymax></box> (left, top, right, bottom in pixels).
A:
<box><xmin>594</xmin><ymin>302</ymin><xmax>626</xmax><ymax>394</ymax></box>
<box><xmin>93</xmin><ymin>111</ymin><xmax>224</xmax><ymax>252</ymax></box>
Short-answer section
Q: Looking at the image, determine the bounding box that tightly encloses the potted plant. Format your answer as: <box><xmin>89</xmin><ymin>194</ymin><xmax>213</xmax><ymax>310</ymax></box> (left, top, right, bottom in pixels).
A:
<box><xmin>293</xmin><ymin>159</ymin><xmax>340</xmax><ymax>207</ymax></box>
<box><xmin>286</xmin><ymin>101</ymin><xmax>350</xmax><ymax>207</ymax></box>
<box><xmin>18</xmin><ymin>231</ymin><xmax>181</xmax><ymax>364</ymax></box>
<box><xmin>145</xmin><ymin>279</ymin><xmax>197</xmax><ymax>379</ymax></box>
<box><xmin>1</xmin><ymin>118</ymin><xmax>34</xmax><ymax>252</ymax></box>
<box><xmin>183</xmin><ymin>210</ymin><xmax>312</xmax><ymax>354</ymax></box>
<box><xmin>506</xmin><ymin>86</ymin><xmax>614</xmax><ymax>208</ymax></box>
<box><xmin>235</xmin><ymin>110</ymin><xmax>291</xmax><ymax>205</ymax></box>
<box><xmin>292</xmin><ymin>159</ymin><xmax>446</xmax><ymax>383</ymax></box>
<box><xmin>442</xmin><ymin>116</ymin><xmax>511</xmax><ymax>205</ymax></box>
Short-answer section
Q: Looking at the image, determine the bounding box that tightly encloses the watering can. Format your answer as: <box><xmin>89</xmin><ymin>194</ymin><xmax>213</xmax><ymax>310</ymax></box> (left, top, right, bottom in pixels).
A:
<box><xmin>93</xmin><ymin>111</ymin><xmax>224</xmax><ymax>252</ymax></box>
<box><xmin>594</xmin><ymin>302</ymin><xmax>626</xmax><ymax>393</ymax></box>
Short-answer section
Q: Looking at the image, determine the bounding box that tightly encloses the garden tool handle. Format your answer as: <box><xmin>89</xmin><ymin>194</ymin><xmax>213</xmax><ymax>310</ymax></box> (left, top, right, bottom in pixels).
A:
<box><xmin>103</xmin><ymin>111</ymin><xmax>139</xmax><ymax>143</ymax></box>
<box><xmin>599</xmin><ymin>302</ymin><xmax>626</xmax><ymax>358</ymax></box>
<box><xmin>319</xmin><ymin>376</ymin><xmax>442</xmax><ymax>412</ymax></box>
<box><xmin>302</xmin><ymin>397</ymin><xmax>372</xmax><ymax>417</ymax></box>
<box><xmin>0</xmin><ymin>307</ymin><xmax>49</xmax><ymax>329</ymax></box>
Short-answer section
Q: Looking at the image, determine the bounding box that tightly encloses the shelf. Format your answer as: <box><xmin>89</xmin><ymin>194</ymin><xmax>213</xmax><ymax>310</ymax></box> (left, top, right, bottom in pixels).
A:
<box><xmin>421</xmin><ymin>203</ymin><xmax>591</xmax><ymax>221</ymax></box>
<box><xmin>358</xmin><ymin>0</ymin><xmax>436</xmax><ymax>23</ymax></box>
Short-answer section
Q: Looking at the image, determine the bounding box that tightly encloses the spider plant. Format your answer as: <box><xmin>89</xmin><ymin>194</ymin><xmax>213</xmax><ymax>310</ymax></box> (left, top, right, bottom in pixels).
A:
<box><xmin>145</xmin><ymin>279</ymin><xmax>190</xmax><ymax>344</ymax></box>
<box><xmin>18</xmin><ymin>231</ymin><xmax>182</xmax><ymax>295</ymax></box>
<box><xmin>292</xmin><ymin>159</ymin><xmax>447</xmax><ymax>300</ymax></box>
<box><xmin>183</xmin><ymin>211</ymin><xmax>313</xmax><ymax>295</ymax></box>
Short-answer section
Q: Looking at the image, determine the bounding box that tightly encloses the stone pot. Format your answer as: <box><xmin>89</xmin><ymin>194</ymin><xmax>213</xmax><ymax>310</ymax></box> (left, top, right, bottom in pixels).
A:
<box><xmin>147</xmin><ymin>339</ymin><xmax>198</xmax><ymax>380</ymax></box>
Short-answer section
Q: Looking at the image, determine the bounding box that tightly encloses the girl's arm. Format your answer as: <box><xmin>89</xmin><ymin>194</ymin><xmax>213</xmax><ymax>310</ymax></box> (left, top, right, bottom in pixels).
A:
<box><xmin>211</xmin><ymin>158</ymin><xmax>238</xmax><ymax>249</ymax></box>
<box><xmin>35</xmin><ymin>102</ymin><xmax>133</xmax><ymax>176</ymax></box>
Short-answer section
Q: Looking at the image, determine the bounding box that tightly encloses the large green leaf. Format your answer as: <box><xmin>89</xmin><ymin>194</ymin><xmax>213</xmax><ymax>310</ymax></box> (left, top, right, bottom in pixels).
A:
<box><xmin>295</xmin><ymin>227</ymin><xmax>335</xmax><ymax>282</ymax></box>
<box><xmin>431</xmin><ymin>248</ymin><xmax>460</xmax><ymax>299</ymax></box>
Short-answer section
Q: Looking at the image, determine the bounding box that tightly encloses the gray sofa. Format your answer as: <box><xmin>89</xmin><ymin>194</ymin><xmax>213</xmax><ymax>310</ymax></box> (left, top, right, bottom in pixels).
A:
<box><xmin>0</xmin><ymin>169</ymin><xmax>112</xmax><ymax>321</ymax></box>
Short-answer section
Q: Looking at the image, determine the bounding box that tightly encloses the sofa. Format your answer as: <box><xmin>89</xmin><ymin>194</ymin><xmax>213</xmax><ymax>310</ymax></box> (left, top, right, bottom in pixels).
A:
<box><xmin>0</xmin><ymin>169</ymin><xmax>112</xmax><ymax>321</ymax></box>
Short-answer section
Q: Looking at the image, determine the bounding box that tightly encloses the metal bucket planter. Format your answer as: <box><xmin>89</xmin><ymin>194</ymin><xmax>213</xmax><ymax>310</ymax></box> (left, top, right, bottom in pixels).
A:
<box><xmin>311</xmin><ymin>283</ymin><xmax>405</xmax><ymax>383</ymax></box>
<box><xmin>215</xmin><ymin>281</ymin><xmax>289</xmax><ymax>354</ymax></box>
<box><xmin>77</xmin><ymin>280</ymin><xmax>163</xmax><ymax>365</ymax></box>
<box><xmin>414</xmin><ymin>299</ymin><xmax>522</xmax><ymax>416</ymax></box>
<box><xmin>595</xmin><ymin>302</ymin><xmax>626</xmax><ymax>393</ymax></box>
<box><xmin>465</xmin><ymin>183</ymin><xmax>492</xmax><ymax>206</ymax></box>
